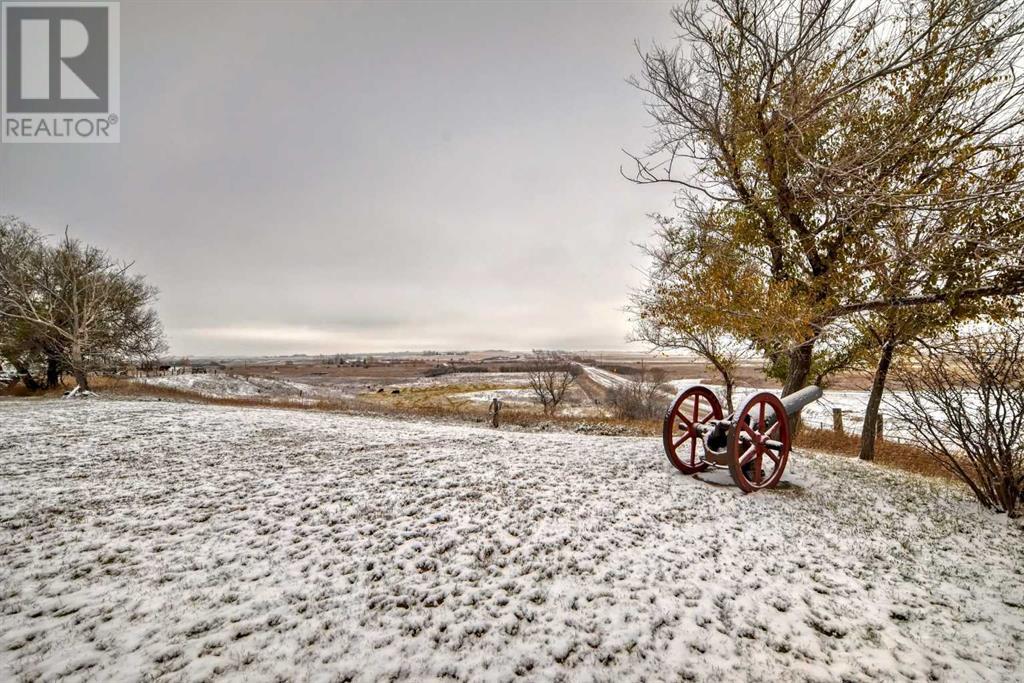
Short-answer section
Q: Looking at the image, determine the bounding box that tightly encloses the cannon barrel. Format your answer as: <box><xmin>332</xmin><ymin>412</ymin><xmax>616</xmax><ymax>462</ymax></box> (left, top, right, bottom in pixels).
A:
<box><xmin>756</xmin><ymin>385</ymin><xmax>824</xmax><ymax>432</ymax></box>
<box><xmin>779</xmin><ymin>385</ymin><xmax>823</xmax><ymax>418</ymax></box>
<box><xmin>737</xmin><ymin>387</ymin><xmax>823</xmax><ymax>450</ymax></box>
<box><xmin>728</xmin><ymin>385</ymin><xmax>823</xmax><ymax>426</ymax></box>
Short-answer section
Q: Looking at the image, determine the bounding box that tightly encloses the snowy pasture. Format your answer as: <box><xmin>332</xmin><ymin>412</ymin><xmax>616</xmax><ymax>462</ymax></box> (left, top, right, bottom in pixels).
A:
<box><xmin>1</xmin><ymin>398</ymin><xmax>1021</xmax><ymax>681</ymax></box>
<box><xmin>407</xmin><ymin>372</ymin><xmax>533</xmax><ymax>389</ymax></box>
<box><xmin>141</xmin><ymin>373</ymin><xmax>355</xmax><ymax>401</ymax></box>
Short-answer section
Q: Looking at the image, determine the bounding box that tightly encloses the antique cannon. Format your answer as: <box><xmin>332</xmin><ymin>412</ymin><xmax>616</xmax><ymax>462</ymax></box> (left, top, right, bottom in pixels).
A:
<box><xmin>662</xmin><ymin>384</ymin><xmax>823</xmax><ymax>492</ymax></box>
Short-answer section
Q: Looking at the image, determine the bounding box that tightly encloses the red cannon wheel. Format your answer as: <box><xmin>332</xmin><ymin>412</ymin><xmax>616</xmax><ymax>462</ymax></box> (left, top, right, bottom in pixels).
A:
<box><xmin>663</xmin><ymin>386</ymin><xmax>723</xmax><ymax>474</ymax></box>
<box><xmin>726</xmin><ymin>391</ymin><xmax>791</xmax><ymax>492</ymax></box>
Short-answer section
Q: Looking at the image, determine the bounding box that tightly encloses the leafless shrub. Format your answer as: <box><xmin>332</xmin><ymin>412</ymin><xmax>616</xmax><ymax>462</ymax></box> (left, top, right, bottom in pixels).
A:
<box><xmin>526</xmin><ymin>350</ymin><xmax>577</xmax><ymax>415</ymax></box>
<box><xmin>888</xmin><ymin>323</ymin><xmax>1024</xmax><ymax>517</ymax></box>
<box><xmin>606</xmin><ymin>363</ymin><xmax>668</xmax><ymax>420</ymax></box>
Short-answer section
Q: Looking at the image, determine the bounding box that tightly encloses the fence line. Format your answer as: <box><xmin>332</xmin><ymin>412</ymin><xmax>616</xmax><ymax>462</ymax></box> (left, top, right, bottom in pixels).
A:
<box><xmin>801</xmin><ymin>417</ymin><xmax>918</xmax><ymax>445</ymax></box>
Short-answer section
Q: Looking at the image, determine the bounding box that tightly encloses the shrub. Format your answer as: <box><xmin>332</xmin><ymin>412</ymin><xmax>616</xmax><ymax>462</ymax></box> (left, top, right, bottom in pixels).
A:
<box><xmin>607</xmin><ymin>365</ymin><xmax>668</xmax><ymax>420</ymax></box>
<box><xmin>888</xmin><ymin>323</ymin><xmax>1024</xmax><ymax>517</ymax></box>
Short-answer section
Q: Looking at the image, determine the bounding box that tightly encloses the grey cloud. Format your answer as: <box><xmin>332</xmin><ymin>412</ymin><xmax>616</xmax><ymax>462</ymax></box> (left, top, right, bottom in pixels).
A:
<box><xmin>0</xmin><ymin>0</ymin><xmax>678</xmax><ymax>355</ymax></box>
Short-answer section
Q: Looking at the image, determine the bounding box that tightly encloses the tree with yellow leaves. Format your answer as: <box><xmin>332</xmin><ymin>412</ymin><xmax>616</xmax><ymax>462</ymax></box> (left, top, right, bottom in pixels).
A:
<box><xmin>629</xmin><ymin>0</ymin><xmax>1024</xmax><ymax>403</ymax></box>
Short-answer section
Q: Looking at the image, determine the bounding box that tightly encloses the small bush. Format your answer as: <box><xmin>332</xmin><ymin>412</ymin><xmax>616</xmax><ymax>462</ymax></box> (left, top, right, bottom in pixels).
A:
<box><xmin>888</xmin><ymin>323</ymin><xmax>1024</xmax><ymax>517</ymax></box>
<box><xmin>607</xmin><ymin>365</ymin><xmax>667</xmax><ymax>420</ymax></box>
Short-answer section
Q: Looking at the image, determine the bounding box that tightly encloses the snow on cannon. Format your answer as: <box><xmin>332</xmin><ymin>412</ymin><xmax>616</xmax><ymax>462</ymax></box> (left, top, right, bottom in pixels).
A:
<box><xmin>662</xmin><ymin>384</ymin><xmax>823</xmax><ymax>492</ymax></box>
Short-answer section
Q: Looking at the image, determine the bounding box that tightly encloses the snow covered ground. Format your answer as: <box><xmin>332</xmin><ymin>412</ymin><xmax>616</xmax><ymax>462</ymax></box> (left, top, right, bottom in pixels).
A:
<box><xmin>583</xmin><ymin>365</ymin><xmax>634</xmax><ymax>390</ymax></box>
<box><xmin>142</xmin><ymin>372</ymin><xmax>536</xmax><ymax>402</ymax></box>
<box><xmin>141</xmin><ymin>373</ymin><xmax>355</xmax><ymax>401</ymax></box>
<box><xmin>407</xmin><ymin>372</ymin><xmax>533</xmax><ymax>389</ymax></box>
<box><xmin>448</xmin><ymin>387</ymin><xmax>538</xmax><ymax>406</ymax></box>
<box><xmin>1</xmin><ymin>398</ymin><xmax>1021</xmax><ymax>681</ymax></box>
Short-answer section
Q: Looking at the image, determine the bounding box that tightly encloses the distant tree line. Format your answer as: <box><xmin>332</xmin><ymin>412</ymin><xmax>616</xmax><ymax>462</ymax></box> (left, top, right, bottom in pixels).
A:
<box><xmin>0</xmin><ymin>216</ymin><xmax>165</xmax><ymax>391</ymax></box>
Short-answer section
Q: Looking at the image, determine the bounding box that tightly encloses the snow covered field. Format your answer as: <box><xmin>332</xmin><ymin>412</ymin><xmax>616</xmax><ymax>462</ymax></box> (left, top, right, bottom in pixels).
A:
<box><xmin>407</xmin><ymin>372</ymin><xmax>533</xmax><ymax>389</ymax></box>
<box><xmin>141</xmin><ymin>373</ymin><xmax>356</xmax><ymax>401</ymax></box>
<box><xmin>141</xmin><ymin>371</ymin><xmax>537</xmax><ymax>402</ymax></box>
<box><xmin>1</xmin><ymin>398</ymin><xmax>1021</xmax><ymax>681</ymax></box>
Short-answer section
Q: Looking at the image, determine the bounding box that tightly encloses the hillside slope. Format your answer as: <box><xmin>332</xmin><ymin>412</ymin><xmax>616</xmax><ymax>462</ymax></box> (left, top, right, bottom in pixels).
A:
<box><xmin>0</xmin><ymin>399</ymin><xmax>1021</xmax><ymax>681</ymax></box>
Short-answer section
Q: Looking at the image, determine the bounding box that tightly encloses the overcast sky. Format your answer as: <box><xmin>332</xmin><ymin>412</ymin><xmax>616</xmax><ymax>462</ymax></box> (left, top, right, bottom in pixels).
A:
<box><xmin>1</xmin><ymin>0</ymin><xmax>681</xmax><ymax>356</ymax></box>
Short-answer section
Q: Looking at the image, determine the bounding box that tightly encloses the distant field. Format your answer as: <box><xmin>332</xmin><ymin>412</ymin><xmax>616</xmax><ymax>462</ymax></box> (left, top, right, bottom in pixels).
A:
<box><xmin>153</xmin><ymin>361</ymin><xmax>917</xmax><ymax>439</ymax></box>
<box><xmin>224</xmin><ymin>353</ymin><xmax>883</xmax><ymax>394</ymax></box>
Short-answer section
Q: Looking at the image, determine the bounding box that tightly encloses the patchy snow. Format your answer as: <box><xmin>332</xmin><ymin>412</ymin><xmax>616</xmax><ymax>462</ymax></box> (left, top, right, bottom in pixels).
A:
<box><xmin>406</xmin><ymin>372</ymin><xmax>533</xmax><ymax>388</ymax></box>
<box><xmin>1</xmin><ymin>398</ymin><xmax>1021</xmax><ymax>681</ymax></box>
<box><xmin>583</xmin><ymin>366</ymin><xmax>633</xmax><ymax>390</ymax></box>
<box><xmin>142</xmin><ymin>372</ymin><xmax>537</xmax><ymax>402</ymax></box>
<box><xmin>448</xmin><ymin>388</ymin><xmax>538</xmax><ymax>405</ymax></box>
<box><xmin>140</xmin><ymin>373</ymin><xmax>354</xmax><ymax>400</ymax></box>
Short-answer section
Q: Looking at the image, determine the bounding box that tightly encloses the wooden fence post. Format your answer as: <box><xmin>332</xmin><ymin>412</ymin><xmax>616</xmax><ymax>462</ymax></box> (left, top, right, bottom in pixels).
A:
<box><xmin>489</xmin><ymin>398</ymin><xmax>502</xmax><ymax>428</ymax></box>
<box><xmin>832</xmin><ymin>408</ymin><xmax>844</xmax><ymax>434</ymax></box>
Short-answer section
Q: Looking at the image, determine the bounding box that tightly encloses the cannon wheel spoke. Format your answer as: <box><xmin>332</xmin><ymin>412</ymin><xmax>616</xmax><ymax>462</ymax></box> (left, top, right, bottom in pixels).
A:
<box><xmin>727</xmin><ymin>391</ymin><xmax>791</xmax><ymax>493</ymax></box>
<box><xmin>740</xmin><ymin>421</ymin><xmax>758</xmax><ymax>441</ymax></box>
<box><xmin>662</xmin><ymin>386</ymin><xmax>723</xmax><ymax>475</ymax></box>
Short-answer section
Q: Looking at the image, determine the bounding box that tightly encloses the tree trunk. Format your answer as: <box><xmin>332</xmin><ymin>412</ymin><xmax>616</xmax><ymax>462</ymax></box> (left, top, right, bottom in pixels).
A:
<box><xmin>45</xmin><ymin>356</ymin><xmax>60</xmax><ymax>389</ymax></box>
<box><xmin>14</xmin><ymin>363</ymin><xmax>40</xmax><ymax>391</ymax></box>
<box><xmin>782</xmin><ymin>342</ymin><xmax>814</xmax><ymax>396</ymax></box>
<box><xmin>782</xmin><ymin>342</ymin><xmax>815</xmax><ymax>432</ymax></box>
<box><xmin>710</xmin><ymin>359</ymin><xmax>736</xmax><ymax>414</ymax></box>
<box><xmin>70</xmin><ymin>341</ymin><xmax>89</xmax><ymax>391</ymax></box>
<box><xmin>859</xmin><ymin>339</ymin><xmax>896</xmax><ymax>461</ymax></box>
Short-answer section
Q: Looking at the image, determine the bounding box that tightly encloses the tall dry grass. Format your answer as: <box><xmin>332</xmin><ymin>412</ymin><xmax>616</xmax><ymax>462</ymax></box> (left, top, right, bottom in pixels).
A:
<box><xmin>795</xmin><ymin>425</ymin><xmax>952</xmax><ymax>481</ymax></box>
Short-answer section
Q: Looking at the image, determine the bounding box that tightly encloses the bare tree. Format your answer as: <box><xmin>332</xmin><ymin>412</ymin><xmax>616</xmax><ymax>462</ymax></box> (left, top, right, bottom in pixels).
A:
<box><xmin>0</xmin><ymin>217</ymin><xmax>51</xmax><ymax>389</ymax></box>
<box><xmin>0</xmin><ymin>227</ymin><xmax>165</xmax><ymax>391</ymax></box>
<box><xmin>526</xmin><ymin>350</ymin><xmax>577</xmax><ymax>415</ymax></box>
<box><xmin>887</xmin><ymin>323</ymin><xmax>1024</xmax><ymax>517</ymax></box>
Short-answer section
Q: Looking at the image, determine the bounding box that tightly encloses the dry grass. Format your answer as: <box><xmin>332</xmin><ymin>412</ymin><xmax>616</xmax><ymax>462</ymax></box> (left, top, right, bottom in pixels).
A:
<box><xmin>795</xmin><ymin>425</ymin><xmax>954</xmax><ymax>482</ymax></box>
<box><xmin>360</xmin><ymin>383</ymin><xmax>506</xmax><ymax>409</ymax></box>
<box><xmin>0</xmin><ymin>382</ymin><xmax>67</xmax><ymax>398</ymax></box>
